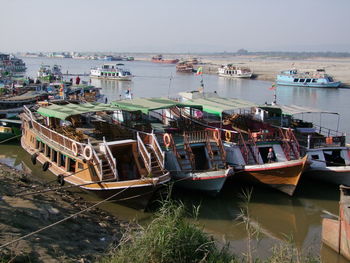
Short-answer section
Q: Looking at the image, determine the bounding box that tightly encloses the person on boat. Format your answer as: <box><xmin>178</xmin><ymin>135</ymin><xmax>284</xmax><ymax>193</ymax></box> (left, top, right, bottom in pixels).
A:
<box><xmin>267</xmin><ymin>148</ymin><xmax>276</xmax><ymax>163</ymax></box>
<box><xmin>76</xmin><ymin>76</ymin><xmax>81</xmax><ymax>85</ymax></box>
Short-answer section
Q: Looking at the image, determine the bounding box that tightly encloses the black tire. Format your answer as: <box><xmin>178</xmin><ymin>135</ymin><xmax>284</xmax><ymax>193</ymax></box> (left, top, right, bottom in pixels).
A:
<box><xmin>42</xmin><ymin>161</ymin><xmax>50</xmax><ymax>171</ymax></box>
<box><xmin>31</xmin><ymin>153</ymin><xmax>38</xmax><ymax>165</ymax></box>
<box><xmin>57</xmin><ymin>174</ymin><xmax>65</xmax><ymax>186</ymax></box>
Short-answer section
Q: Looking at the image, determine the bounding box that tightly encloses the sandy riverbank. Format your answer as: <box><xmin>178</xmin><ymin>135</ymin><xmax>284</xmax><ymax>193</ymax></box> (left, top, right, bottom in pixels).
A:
<box><xmin>0</xmin><ymin>163</ymin><xmax>126</xmax><ymax>262</ymax></box>
<box><xmin>136</xmin><ymin>55</ymin><xmax>350</xmax><ymax>87</ymax></box>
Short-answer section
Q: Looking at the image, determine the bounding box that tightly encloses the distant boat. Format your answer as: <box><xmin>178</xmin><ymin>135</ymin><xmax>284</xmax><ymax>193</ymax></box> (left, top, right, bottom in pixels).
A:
<box><xmin>37</xmin><ymin>64</ymin><xmax>62</xmax><ymax>82</ymax></box>
<box><xmin>218</xmin><ymin>64</ymin><xmax>253</xmax><ymax>78</ymax></box>
<box><xmin>176</xmin><ymin>61</ymin><xmax>194</xmax><ymax>73</ymax></box>
<box><xmin>151</xmin><ymin>54</ymin><xmax>179</xmax><ymax>64</ymax></box>
<box><xmin>276</xmin><ymin>69</ymin><xmax>341</xmax><ymax>88</ymax></box>
<box><xmin>0</xmin><ymin>53</ymin><xmax>26</xmax><ymax>77</ymax></box>
<box><xmin>90</xmin><ymin>63</ymin><xmax>132</xmax><ymax>81</ymax></box>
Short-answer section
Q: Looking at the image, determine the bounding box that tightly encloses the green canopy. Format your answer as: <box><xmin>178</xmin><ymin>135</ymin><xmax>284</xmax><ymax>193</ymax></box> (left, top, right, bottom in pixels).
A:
<box><xmin>183</xmin><ymin>97</ymin><xmax>257</xmax><ymax>117</ymax></box>
<box><xmin>111</xmin><ymin>97</ymin><xmax>202</xmax><ymax>114</ymax></box>
<box><xmin>37</xmin><ymin>103</ymin><xmax>121</xmax><ymax>120</ymax></box>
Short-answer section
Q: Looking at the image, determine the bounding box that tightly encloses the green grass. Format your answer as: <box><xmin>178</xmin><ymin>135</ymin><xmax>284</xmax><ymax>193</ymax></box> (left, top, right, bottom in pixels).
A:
<box><xmin>100</xmin><ymin>199</ymin><xmax>237</xmax><ymax>263</ymax></box>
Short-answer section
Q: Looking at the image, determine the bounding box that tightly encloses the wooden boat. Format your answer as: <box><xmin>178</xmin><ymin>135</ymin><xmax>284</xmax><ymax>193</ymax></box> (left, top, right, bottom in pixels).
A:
<box><xmin>259</xmin><ymin>104</ymin><xmax>350</xmax><ymax>186</ymax></box>
<box><xmin>322</xmin><ymin>185</ymin><xmax>350</xmax><ymax>260</ymax></box>
<box><xmin>176</xmin><ymin>61</ymin><xmax>194</xmax><ymax>73</ymax></box>
<box><xmin>111</xmin><ymin>98</ymin><xmax>232</xmax><ymax>195</ymax></box>
<box><xmin>20</xmin><ymin>103</ymin><xmax>171</xmax><ymax>209</ymax></box>
<box><xmin>151</xmin><ymin>55</ymin><xmax>179</xmax><ymax>64</ymax></box>
<box><xmin>177</xmin><ymin>91</ymin><xmax>308</xmax><ymax>195</ymax></box>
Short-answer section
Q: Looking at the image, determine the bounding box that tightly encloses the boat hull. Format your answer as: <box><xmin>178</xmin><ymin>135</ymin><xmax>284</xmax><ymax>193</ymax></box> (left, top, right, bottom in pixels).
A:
<box><xmin>171</xmin><ymin>170</ymin><xmax>228</xmax><ymax>195</ymax></box>
<box><xmin>218</xmin><ymin>73</ymin><xmax>252</xmax><ymax>78</ymax></box>
<box><xmin>90</xmin><ymin>75</ymin><xmax>132</xmax><ymax>81</ymax></box>
<box><xmin>234</xmin><ymin>156</ymin><xmax>308</xmax><ymax>196</ymax></box>
<box><xmin>304</xmin><ymin>167</ymin><xmax>350</xmax><ymax>186</ymax></box>
<box><xmin>21</xmin><ymin>137</ymin><xmax>170</xmax><ymax>210</ymax></box>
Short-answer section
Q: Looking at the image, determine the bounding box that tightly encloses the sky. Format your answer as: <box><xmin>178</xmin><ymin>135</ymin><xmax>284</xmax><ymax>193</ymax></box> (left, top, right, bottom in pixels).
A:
<box><xmin>1</xmin><ymin>0</ymin><xmax>350</xmax><ymax>53</ymax></box>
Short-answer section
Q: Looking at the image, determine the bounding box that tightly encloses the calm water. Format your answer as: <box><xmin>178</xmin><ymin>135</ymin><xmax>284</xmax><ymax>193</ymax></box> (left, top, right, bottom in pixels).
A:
<box><xmin>2</xmin><ymin>57</ymin><xmax>349</xmax><ymax>261</ymax></box>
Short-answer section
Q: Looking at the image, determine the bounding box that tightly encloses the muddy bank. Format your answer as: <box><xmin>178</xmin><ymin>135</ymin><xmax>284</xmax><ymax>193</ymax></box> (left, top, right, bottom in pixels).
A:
<box><xmin>0</xmin><ymin>163</ymin><xmax>127</xmax><ymax>262</ymax></box>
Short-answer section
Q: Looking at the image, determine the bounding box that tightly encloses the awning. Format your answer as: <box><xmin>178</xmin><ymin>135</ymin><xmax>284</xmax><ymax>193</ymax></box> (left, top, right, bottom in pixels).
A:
<box><xmin>259</xmin><ymin>104</ymin><xmax>339</xmax><ymax>116</ymax></box>
<box><xmin>182</xmin><ymin>97</ymin><xmax>257</xmax><ymax>117</ymax></box>
<box><xmin>111</xmin><ymin>98</ymin><xmax>202</xmax><ymax>114</ymax></box>
<box><xmin>37</xmin><ymin>103</ymin><xmax>121</xmax><ymax>120</ymax></box>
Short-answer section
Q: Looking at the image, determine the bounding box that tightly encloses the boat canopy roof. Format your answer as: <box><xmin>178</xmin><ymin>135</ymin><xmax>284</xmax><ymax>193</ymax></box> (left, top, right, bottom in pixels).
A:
<box><xmin>111</xmin><ymin>97</ymin><xmax>202</xmax><ymax>114</ymax></box>
<box><xmin>182</xmin><ymin>97</ymin><xmax>257</xmax><ymax>117</ymax></box>
<box><xmin>37</xmin><ymin>103</ymin><xmax>121</xmax><ymax>120</ymax></box>
<box><xmin>259</xmin><ymin>104</ymin><xmax>339</xmax><ymax>116</ymax></box>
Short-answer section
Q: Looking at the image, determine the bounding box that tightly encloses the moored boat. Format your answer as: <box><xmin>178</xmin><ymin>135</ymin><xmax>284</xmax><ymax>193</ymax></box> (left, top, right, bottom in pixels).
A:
<box><xmin>151</xmin><ymin>54</ymin><xmax>179</xmax><ymax>64</ymax></box>
<box><xmin>259</xmin><ymin>104</ymin><xmax>350</xmax><ymax>185</ymax></box>
<box><xmin>178</xmin><ymin>91</ymin><xmax>308</xmax><ymax>195</ymax></box>
<box><xmin>111</xmin><ymin>98</ymin><xmax>232</xmax><ymax>195</ymax></box>
<box><xmin>276</xmin><ymin>68</ymin><xmax>341</xmax><ymax>88</ymax></box>
<box><xmin>176</xmin><ymin>61</ymin><xmax>194</xmax><ymax>73</ymax></box>
<box><xmin>37</xmin><ymin>64</ymin><xmax>63</xmax><ymax>82</ymax></box>
<box><xmin>0</xmin><ymin>118</ymin><xmax>22</xmax><ymax>142</ymax></box>
<box><xmin>90</xmin><ymin>63</ymin><xmax>132</xmax><ymax>81</ymax></box>
<box><xmin>218</xmin><ymin>64</ymin><xmax>253</xmax><ymax>78</ymax></box>
<box><xmin>20</xmin><ymin>103</ymin><xmax>171</xmax><ymax>209</ymax></box>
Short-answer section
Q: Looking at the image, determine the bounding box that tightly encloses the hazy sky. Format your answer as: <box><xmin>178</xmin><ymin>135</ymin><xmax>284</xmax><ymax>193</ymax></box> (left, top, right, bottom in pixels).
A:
<box><xmin>1</xmin><ymin>0</ymin><xmax>350</xmax><ymax>52</ymax></box>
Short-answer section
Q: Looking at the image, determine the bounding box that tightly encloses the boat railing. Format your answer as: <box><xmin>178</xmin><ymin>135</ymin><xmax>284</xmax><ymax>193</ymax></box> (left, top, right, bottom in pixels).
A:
<box><xmin>283</xmin><ymin>128</ymin><xmax>300</xmax><ymax>159</ymax></box>
<box><xmin>237</xmin><ymin>131</ymin><xmax>250</xmax><ymax>164</ymax></box>
<box><xmin>314</xmin><ymin>124</ymin><xmax>345</xmax><ymax>138</ymax></box>
<box><xmin>88</xmin><ymin>139</ymin><xmax>103</xmax><ymax>181</ymax></box>
<box><xmin>103</xmin><ymin>137</ymin><xmax>118</xmax><ymax>180</ymax></box>
<box><xmin>247</xmin><ymin>130</ymin><xmax>260</xmax><ymax>163</ymax></box>
<box><xmin>137</xmin><ymin>132</ymin><xmax>151</xmax><ymax>174</ymax></box>
<box><xmin>150</xmin><ymin>131</ymin><xmax>165</xmax><ymax>170</ymax></box>
<box><xmin>30</xmin><ymin>115</ymin><xmax>86</xmax><ymax>156</ymax></box>
<box><xmin>183</xmin><ymin>133</ymin><xmax>195</xmax><ymax>169</ymax></box>
<box><xmin>205</xmin><ymin>128</ymin><xmax>227</xmax><ymax>162</ymax></box>
<box><xmin>278</xmin><ymin>127</ymin><xmax>291</xmax><ymax>161</ymax></box>
<box><xmin>185</xmin><ymin>130</ymin><xmax>208</xmax><ymax>144</ymax></box>
<box><xmin>299</xmin><ymin>133</ymin><xmax>346</xmax><ymax>149</ymax></box>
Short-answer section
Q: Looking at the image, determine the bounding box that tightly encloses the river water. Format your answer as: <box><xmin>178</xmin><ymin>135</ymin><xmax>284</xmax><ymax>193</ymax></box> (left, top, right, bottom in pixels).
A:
<box><xmin>2</xmin><ymin>57</ymin><xmax>350</xmax><ymax>261</ymax></box>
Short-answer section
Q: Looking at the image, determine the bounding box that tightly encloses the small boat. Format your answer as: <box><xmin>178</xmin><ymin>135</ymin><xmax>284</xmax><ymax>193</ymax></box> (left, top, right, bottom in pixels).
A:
<box><xmin>218</xmin><ymin>64</ymin><xmax>253</xmax><ymax>78</ymax></box>
<box><xmin>177</xmin><ymin>91</ymin><xmax>308</xmax><ymax>195</ymax></box>
<box><xmin>276</xmin><ymin>69</ymin><xmax>341</xmax><ymax>88</ymax></box>
<box><xmin>151</xmin><ymin>54</ymin><xmax>179</xmax><ymax>64</ymax></box>
<box><xmin>37</xmin><ymin>64</ymin><xmax>63</xmax><ymax>82</ymax></box>
<box><xmin>111</xmin><ymin>98</ymin><xmax>231</xmax><ymax>195</ymax></box>
<box><xmin>259</xmin><ymin>104</ymin><xmax>350</xmax><ymax>185</ymax></box>
<box><xmin>20</xmin><ymin>103</ymin><xmax>170</xmax><ymax>209</ymax></box>
<box><xmin>90</xmin><ymin>63</ymin><xmax>132</xmax><ymax>81</ymax></box>
<box><xmin>322</xmin><ymin>185</ymin><xmax>350</xmax><ymax>260</ymax></box>
<box><xmin>176</xmin><ymin>61</ymin><xmax>194</xmax><ymax>73</ymax></box>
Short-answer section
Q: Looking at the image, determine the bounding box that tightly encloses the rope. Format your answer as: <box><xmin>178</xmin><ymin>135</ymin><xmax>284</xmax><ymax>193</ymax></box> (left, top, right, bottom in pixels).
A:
<box><xmin>0</xmin><ymin>182</ymin><xmax>136</xmax><ymax>250</ymax></box>
<box><xmin>0</xmin><ymin>134</ymin><xmax>22</xmax><ymax>144</ymax></box>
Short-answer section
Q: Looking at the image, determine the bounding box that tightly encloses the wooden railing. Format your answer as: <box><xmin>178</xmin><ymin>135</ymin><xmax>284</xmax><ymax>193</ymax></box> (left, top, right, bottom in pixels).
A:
<box><xmin>285</xmin><ymin>128</ymin><xmax>300</xmax><ymax>159</ymax></box>
<box><xmin>137</xmin><ymin>132</ymin><xmax>151</xmax><ymax>174</ymax></box>
<box><xmin>103</xmin><ymin>137</ymin><xmax>118</xmax><ymax>180</ymax></box>
<box><xmin>238</xmin><ymin>131</ymin><xmax>250</xmax><ymax>164</ymax></box>
<box><xmin>183</xmin><ymin>133</ymin><xmax>195</xmax><ymax>169</ymax></box>
<box><xmin>150</xmin><ymin>132</ymin><xmax>165</xmax><ymax>170</ymax></box>
<box><xmin>88</xmin><ymin>139</ymin><xmax>103</xmax><ymax>181</ymax></box>
<box><xmin>278</xmin><ymin>128</ymin><xmax>291</xmax><ymax>161</ymax></box>
<box><xmin>185</xmin><ymin>130</ymin><xmax>207</xmax><ymax>144</ymax></box>
<box><xmin>247</xmin><ymin>130</ymin><xmax>260</xmax><ymax>164</ymax></box>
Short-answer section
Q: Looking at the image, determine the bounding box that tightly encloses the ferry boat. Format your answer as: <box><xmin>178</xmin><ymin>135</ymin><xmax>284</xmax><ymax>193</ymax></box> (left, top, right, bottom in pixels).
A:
<box><xmin>37</xmin><ymin>64</ymin><xmax>62</xmax><ymax>82</ymax></box>
<box><xmin>176</xmin><ymin>61</ymin><xmax>194</xmax><ymax>73</ymax></box>
<box><xmin>177</xmin><ymin>91</ymin><xmax>308</xmax><ymax>196</ymax></box>
<box><xmin>111</xmin><ymin>98</ymin><xmax>232</xmax><ymax>195</ymax></box>
<box><xmin>20</xmin><ymin>103</ymin><xmax>171</xmax><ymax>209</ymax></box>
<box><xmin>0</xmin><ymin>53</ymin><xmax>26</xmax><ymax>77</ymax></box>
<box><xmin>218</xmin><ymin>64</ymin><xmax>253</xmax><ymax>78</ymax></box>
<box><xmin>90</xmin><ymin>63</ymin><xmax>132</xmax><ymax>81</ymax></box>
<box><xmin>151</xmin><ymin>55</ymin><xmax>179</xmax><ymax>64</ymax></box>
<box><xmin>259</xmin><ymin>104</ymin><xmax>350</xmax><ymax>185</ymax></box>
<box><xmin>322</xmin><ymin>185</ymin><xmax>350</xmax><ymax>260</ymax></box>
<box><xmin>276</xmin><ymin>69</ymin><xmax>341</xmax><ymax>88</ymax></box>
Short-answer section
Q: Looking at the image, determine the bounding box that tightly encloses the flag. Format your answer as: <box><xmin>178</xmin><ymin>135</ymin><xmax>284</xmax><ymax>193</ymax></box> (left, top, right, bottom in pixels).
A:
<box><xmin>196</xmin><ymin>67</ymin><xmax>203</xmax><ymax>75</ymax></box>
<box><xmin>269</xmin><ymin>84</ymin><xmax>276</xmax><ymax>90</ymax></box>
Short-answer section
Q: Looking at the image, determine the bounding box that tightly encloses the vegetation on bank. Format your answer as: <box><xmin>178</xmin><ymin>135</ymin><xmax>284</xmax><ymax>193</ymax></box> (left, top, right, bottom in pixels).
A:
<box><xmin>101</xmin><ymin>193</ymin><xmax>320</xmax><ymax>263</ymax></box>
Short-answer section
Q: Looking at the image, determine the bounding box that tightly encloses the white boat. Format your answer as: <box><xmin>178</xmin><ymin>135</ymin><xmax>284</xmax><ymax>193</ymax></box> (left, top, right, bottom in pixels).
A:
<box><xmin>276</xmin><ymin>69</ymin><xmax>341</xmax><ymax>88</ymax></box>
<box><xmin>218</xmin><ymin>64</ymin><xmax>252</xmax><ymax>78</ymax></box>
<box><xmin>90</xmin><ymin>63</ymin><xmax>132</xmax><ymax>81</ymax></box>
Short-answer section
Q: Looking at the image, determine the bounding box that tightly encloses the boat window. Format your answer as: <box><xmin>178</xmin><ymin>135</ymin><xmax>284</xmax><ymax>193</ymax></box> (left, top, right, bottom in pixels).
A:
<box><xmin>68</xmin><ymin>158</ymin><xmax>76</xmax><ymax>172</ymax></box>
<box><xmin>191</xmin><ymin>146</ymin><xmax>210</xmax><ymax>170</ymax></box>
<box><xmin>52</xmin><ymin>149</ymin><xmax>58</xmax><ymax>163</ymax></box>
<box><xmin>311</xmin><ymin>155</ymin><xmax>319</xmax><ymax>160</ymax></box>
<box><xmin>305</xmin><ymin>79</ymin><xmax>311</xmax><ymax>83</ymax></box>
<box><xmin>293</xmin><ymin>78</ymin><xmax>299</xmax><ymax>82</ymax></box>
<box><xmin>324</xmin><ymin>149</ymin><xmax>345</xmax><ymax>167</ymax></box>
<box><xmin>299</xmin><ymin>79</ymin><xmax>305</xmax><ymax>82</ymax></box>
<box><xmin>312</xmin><ymin>79</ymin><xmax>317</xmax><ymax>83</ymax></box>
<box><xmin>78</xmin><ymin>162</ymin><xmax>84</xmax><ymax>170</ymax></box>
<box><xmin>328</xmin><ymin>77</ymin><xmax>334</xmax><ymax>82</ymax></box>
<box><xmin>60</xmin><ymin>154</ymin><xmax>66</xmax><ymax>168</ymax></box>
